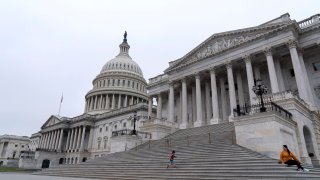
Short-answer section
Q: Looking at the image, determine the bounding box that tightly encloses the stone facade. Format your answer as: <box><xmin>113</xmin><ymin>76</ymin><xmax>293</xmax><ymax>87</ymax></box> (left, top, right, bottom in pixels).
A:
<box><xmin>146</xmin><ymin>13</ymin><xmax>320</xmax><ymax>166</ymax></box>
<box><xmin>21</xmin><ymin>34</ymin><xmax>152</xmax><ymax>169</ymax></box>
<box><xmin>18</xmin><ymin>13</ymin><xmax>320</xmax><ymax>169</ymax></box>
<box><xmin>0</xmin><ymin>135</ymin><xmax>30</xmax><ymax>167</ymax></box>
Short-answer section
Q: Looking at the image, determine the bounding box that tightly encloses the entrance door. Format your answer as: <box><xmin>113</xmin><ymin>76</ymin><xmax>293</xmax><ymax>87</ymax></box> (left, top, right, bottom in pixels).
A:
<box><xmin>41</xmin><ymin>159</ymin><xmax>50</xmax><ymax>168</ymax></box>
<box><xmin>303</xmin><ymin>126</ymin><xmax>315</xmax><ymax>161</ymax></box>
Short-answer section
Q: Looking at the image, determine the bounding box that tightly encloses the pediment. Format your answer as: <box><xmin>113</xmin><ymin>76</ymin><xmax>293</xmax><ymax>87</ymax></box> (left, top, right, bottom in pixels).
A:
<box><xmin>165</xmin><ymin>22</ymin><xmax>294</xmax><ymax>73</ymax></box>
<box><xmin>41</xmin><ymin>115</ymin><xmax>62</xmax><ymax>129</ymax></box>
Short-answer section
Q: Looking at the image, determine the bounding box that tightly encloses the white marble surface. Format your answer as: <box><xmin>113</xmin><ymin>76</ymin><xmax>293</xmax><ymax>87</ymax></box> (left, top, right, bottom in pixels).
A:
<box><xmin>0</xmin><ymin>173</ymin><xmax>97</xmax><ymax>180</ymax></box>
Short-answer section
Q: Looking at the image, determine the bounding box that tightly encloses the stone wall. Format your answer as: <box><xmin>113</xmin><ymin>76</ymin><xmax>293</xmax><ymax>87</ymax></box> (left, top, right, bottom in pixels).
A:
<box><xmin>234</xmin><ymin>112</ymin><xmax>299</xmax><ymax>160</ymax></box>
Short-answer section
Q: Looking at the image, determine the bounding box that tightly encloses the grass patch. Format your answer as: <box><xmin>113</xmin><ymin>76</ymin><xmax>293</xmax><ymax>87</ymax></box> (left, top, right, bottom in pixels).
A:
<box><xmin>0</xmin><ymin>167</ymin><xmax>37</xmax><ymax>172</ymax></box>
<box><xmin>0</xmin><ymin>167</ymin><xmax>18</xmax><ymax>172</ymax></box>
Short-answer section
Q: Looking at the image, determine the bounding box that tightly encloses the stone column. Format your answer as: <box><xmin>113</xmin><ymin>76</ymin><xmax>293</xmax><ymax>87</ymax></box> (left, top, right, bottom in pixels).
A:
<box><xmin>69</xmin><ymin>128</ymin><xmax>74</xmax><ymax>150</ymax></box>
<box><xmin>148</xmin><ymin>97</ymin><xmax>153</xmax><ymax>119</ymax></box>
<box><xmin>45</xmin><ymin>132</ymin><xmax>50</xmax><ymax>150</ymax></box>
<box><xmin>105</xmin><ymin>94</ymin><xmax>110</xmax><ymax>109</ymax></box>
<box><xmin>180</xmin><ymin>78</ymin><xmax>188</xmax><ymax>129</ymax></box>
<box><xmin>118</xmin><ymin>94</ymin><xmax>122</xmax><ymax>109</ymax></box>
<box><xmin>44</xmin><ymin>133</ymin><xmax>49</xmax><ymax>149</ymax></box>
<box><xmin>98</xmin><ymin>95</ymin><xmax>102</xmax><ymax>110</ymax></box>
<box><xmin>205</xmin><ymin>81</ymin><xmax>212</xmax><ymax>124</ymax></box>
<box><xmin>84</xmin><ymin>99</ymin><xmax>88</xmax><ymax>112</ymax></box>
<box><xmin>53</xmin><ymin>130</ymin><xmax>58</xmax><ymax>150</ymax></box>
<box><xmin>130</xmin><ymin>96</ymin><xmax>134</xmax><ymax>105</ymax></box>
<box><xmin>227</xmin><ymin>63</ymin><xmax>236</xmax><ymax>119</ymax></box>
<box><xmin>87</xmin><ymin>127</ymin><xmax>94</xmax><ymax>151</ymax></box>
<box><xmin>194</xmin><ymin>73</ymin><xmax>203</xmax><ymax>127</ymax></box>
<box><xmin>124</xmin><ymin>95</ymin><xmax>128</xmax><ymax>107</ymax></box>
<box><xmin>156</xmin><ymin>93</ymin><xmax>162</xmax><ymax>119</ymax></box>
<box><xmin>80</xmin><ymin>126</ymin><xmax>86</xmax><ymax>152</ymax></box>
<box><xmin>274</xmin><ymin>58</ymin><xmax>285</xmax><ymax>92</ymax></box>
<box><xmin>39</xmin><ymin>134</ymin><xmax>43</xmax><ymax>149</ymax></box>
<box><xmin>192</xmin><ymin>85</ymin><xmax>196</xmax><ymax>125</ymax></box>
<box><xmin>65</xmin><ymin>129</ymin><xmax>71</xmax><ymax>151</ymax></box>
<box><xmin>58</xmin><ymin>129</ymin><xmax>64</xmax><ymax>151</ymax></box>
<box><xmin>298</xmin><ymin>49</ymin><xmax>314</xmax><ymax>104</ymax></box>
<box><xmin>50</xmin><ymin>131</ymin><xmax>55</xmax><ymax>150</ymax></box>
<box><xmin>210</xmin><ymin>68</ymin><xmax>220</xmax><ymax>124</ymax></box>
<box><xmin>111</xmin><ymin>94</ymin><xmax>115</xmax><ymax>109</ymax></box>
<box><xmin>55</xmin><ymin>130</ymin><xmax>60</xmax><ymax>150</ymax></box>
<box><xmin>76</xmin><ymin>127</ymin><xmax>82</xmax><ymax>150</ymax></box>
<box><xmin>287</xmin><ymin>40</ymin><xmax>308</xmax><ymax>101</ymax></box>
<box><xmin>244</xmin><ymin>55</ymin><xmax>256</xmax><ymax>104</ymax></box>
<box><xmin>254</xmin><ymin>66</ymin><xmax>261</xmax><ymax>81</ymax></box>
<box><xmin>220</xmin><ymin>77</ymin><xmax>228</xmax><ymax>121</ymax></box>
<box><xmin>96</xmin><ymin>95</ymin><xmax>100</xmax><ymax>110</ymax></box>
<box><xmin>236</xmin><ymin>70</ymin><xmax>245</xmax><ymax>106</ymax></box>
<box><xmin>264</xmin><ymin>47</ymin><xmax>280</xmax><ymax>93</ymax></box>
<box><xmin>72</xmin><ymin>127</ymin><xmax>78</xmax><ymax>150</ymax></box>
<box><xmin>168</xmin><ymin>82</ymin><xmax>175</xmax><ymax>123</ymax></box>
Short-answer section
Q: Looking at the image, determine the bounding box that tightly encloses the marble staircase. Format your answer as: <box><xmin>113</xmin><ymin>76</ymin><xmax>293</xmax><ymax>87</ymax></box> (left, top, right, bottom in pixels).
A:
<box><xmin>34</xmin><ymin>122</ymin><xmax>320</xmax><ymax>179</ymax></box>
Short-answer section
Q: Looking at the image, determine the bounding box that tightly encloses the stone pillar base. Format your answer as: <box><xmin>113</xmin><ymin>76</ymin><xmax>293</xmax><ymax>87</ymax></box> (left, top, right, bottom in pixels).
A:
<box><xmin>210</xmin><ymin>118</ymin><xmax>219</xmax><ymax>125</ymax></box>
<box><xmin>228</xmin><ymin>115</ymin><xmax>234</xmax><ymax>122</ymax></box>
<box><xmin>301</xmin><ymin>156</ymin><xmax>312</xmax><ymax>165</ymax></box>
<box><xmin>179</xmin><ymin>123</ymin><xmax>188</xmax><ymax>129</ymax></box>
<box><xmin>194</xmin><ymin>120</ymin><xmax>203</xmax><ymax>127</ymax></box>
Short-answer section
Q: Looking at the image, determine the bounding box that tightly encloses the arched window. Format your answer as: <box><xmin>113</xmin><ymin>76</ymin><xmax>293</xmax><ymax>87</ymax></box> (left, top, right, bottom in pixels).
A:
<box><xmin>97</xmin><ymin>137</ymin><xmax>102</xmax><ymax>150</ymax></box>
<box><xmin>114</xmin><ymin>125</ymin><xmax>117</xmax><ymax>130</ymax></box>
<box><xmin>103</xmin><ymin>136</ymin><xmax>108</xmax><ymax>149</ymax></box>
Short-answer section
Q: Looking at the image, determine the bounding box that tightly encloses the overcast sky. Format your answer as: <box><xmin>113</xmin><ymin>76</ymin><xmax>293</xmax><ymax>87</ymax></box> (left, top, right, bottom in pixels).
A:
<box><xmin>0</xmin><ymin>0</ymin><xmax>319</xmax><ymax>136</ymax></box>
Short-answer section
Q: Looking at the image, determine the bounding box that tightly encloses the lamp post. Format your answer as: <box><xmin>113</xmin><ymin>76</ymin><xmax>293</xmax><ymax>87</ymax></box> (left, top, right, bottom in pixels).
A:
<box><xmin>132</xmin><ymin>111</ymin><xmax>137</xmax><ymax>135</ymax></box>
<box><xmin>252</xmin><ymin>79</ymin><xmax>268</xmax><ymax>112</ymax></box>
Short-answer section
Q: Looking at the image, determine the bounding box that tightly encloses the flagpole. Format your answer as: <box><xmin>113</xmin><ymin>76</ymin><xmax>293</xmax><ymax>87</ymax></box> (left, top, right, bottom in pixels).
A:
<box><xmin>58</xmin><ymin>93</ymin><xmax>63</xmax><ymax>116</ymax></box>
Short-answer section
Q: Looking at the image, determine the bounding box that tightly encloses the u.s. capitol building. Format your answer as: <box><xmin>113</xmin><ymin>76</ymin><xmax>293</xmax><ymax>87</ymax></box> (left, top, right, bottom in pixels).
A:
<box><xmin>17</xmin><ymin>13</ymin><xmax>320</xmax><ymax>168</ymax></box>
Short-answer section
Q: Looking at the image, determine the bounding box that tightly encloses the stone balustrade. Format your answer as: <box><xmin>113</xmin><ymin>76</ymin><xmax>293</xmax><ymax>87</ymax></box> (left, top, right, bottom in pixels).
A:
<box><xmin>148</xmin><ymin>74</ymin><xmax>168</xmax><ymax>84</ymax></box>
<box><xmin>298</xmin><ymin>14</ymin><xmax>320</xmax><ymax>29</ymax></box>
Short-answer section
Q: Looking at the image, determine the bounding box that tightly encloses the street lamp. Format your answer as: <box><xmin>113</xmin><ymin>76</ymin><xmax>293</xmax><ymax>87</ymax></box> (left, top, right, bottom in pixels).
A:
<box><xmin>252</xmin><ymin>79</ymin><xmax>268</xmax><ymax>112</ymax></box>
<box><xmin>132</xmin><ymin>111</ymin><xmax>137</xmax><ymax>135</ymax></box>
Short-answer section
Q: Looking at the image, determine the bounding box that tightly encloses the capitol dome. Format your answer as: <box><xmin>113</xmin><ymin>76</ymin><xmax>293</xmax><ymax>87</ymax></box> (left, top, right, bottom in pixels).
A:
<box><xmin>84</xmin><ymin>32</ymin><xmax>148</xmax><ymax>114</ymax></box>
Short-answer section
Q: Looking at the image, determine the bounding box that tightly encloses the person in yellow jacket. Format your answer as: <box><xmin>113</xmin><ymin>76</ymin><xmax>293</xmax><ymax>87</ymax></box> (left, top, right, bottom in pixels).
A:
<box><xmin>280</xmin><ymin>145</ymin><xmax>309</xmax><ymax>172</ymax></box>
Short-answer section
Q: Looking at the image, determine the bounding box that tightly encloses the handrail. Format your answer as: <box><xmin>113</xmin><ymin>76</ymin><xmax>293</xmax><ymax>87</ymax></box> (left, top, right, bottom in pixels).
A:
<box><xmin>111</xmin><ymin>129</ymin><xmax>152</xmax><ymax>139</ymax></box>
<box><xmin>233</xmin><ymin>101</ymin><xmax>292</xmax><ymax>119</ymax></box>
<box><xmin>124</xmin><ymin>128</ymin><xmax>236</xmax><ymax>152</ymax></box>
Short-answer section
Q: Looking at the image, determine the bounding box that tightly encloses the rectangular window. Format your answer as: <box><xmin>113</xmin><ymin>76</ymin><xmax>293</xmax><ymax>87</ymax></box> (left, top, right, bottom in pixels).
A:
<box><xmin>313</xmin><ymin>62</ymin><xmax>320</xmax><ymax>71</ymax></box>
<box><xmin>290</xmin><ymin>69</ymin><xmax>295</xmax><ymax>77</ymax></box>
<box><xmin>123</xmin><ymin>122</ymin><xmax>126</xmax><ymax>128</ymax></box>
<box><xmin>123</xmin><ymin>80</ymin><xmax>125</xmax><ymax>86</ymax></box>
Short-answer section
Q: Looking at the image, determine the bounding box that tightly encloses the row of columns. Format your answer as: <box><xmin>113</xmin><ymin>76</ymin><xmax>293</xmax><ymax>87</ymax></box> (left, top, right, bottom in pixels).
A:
<box><xmin>147</xmin><ymin>40</ymin><xmax>314</xmax><ymax>128</ymax></box>
<box><xmin>95</xmin><ymin>78</ymin><xmax>146</xmax><ymax>93</ymax></box>
<box><xmin>39</xmin><ymin>129</ymin><xmax>64</xmax><ymax>151</ymax></box>
<box><xmin>64</xmin><ymin>126</ymin><xmax>86</xmax><ymax>152</ymax></box>
<box><xmin>85</xmin><ymin>94</ymin><xmax>146</xmax><ymax>112</ymax></box>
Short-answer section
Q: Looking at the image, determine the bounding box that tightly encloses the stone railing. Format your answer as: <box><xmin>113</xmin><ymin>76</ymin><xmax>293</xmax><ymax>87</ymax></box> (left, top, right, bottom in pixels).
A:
<box><xmin>142</xmin><ymin>117</ymin><xmax>179</xmax><ymax>128</ymax></box>
<box><xmin>252</xmin><ymin>91</ymin><xmax>310</xmax><ymax>109</ymax></box>
<box><xmin>111</xmin><ymin>129</ymin><xmax>151</xmax><ymax>139</ymax></box>
<box><xmin>234</xmin><ymin>101</ymin><xmax>292</xmax><ymax>120</ymax></box>
<box><xmin>298</xmin><ymin>14</ymin><xmax>320</xmax><ymax>29</ymax></box>
<box><xmin>148</xmin><ymin>74</ymin><xmax>168</xmax><ymax>84</ymax></box>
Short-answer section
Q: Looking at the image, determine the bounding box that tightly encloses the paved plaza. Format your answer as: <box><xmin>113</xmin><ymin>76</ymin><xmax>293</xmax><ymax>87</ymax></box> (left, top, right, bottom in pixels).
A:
<box><xmin>0</xmin><ymin>173</ymin><xmax>95</xmax><ymax>180</ymax></box>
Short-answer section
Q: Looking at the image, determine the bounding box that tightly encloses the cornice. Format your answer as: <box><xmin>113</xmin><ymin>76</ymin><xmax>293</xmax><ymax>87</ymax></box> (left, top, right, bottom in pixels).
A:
<box><xmin>165</xmin><ymin>21</ymin><xmax>298</xmax><ymax>74</ymax></box>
